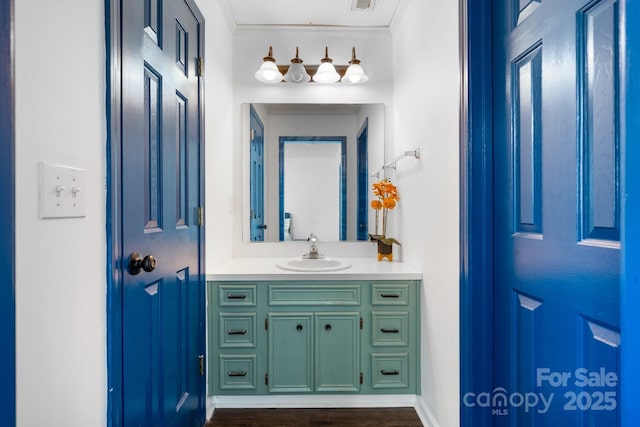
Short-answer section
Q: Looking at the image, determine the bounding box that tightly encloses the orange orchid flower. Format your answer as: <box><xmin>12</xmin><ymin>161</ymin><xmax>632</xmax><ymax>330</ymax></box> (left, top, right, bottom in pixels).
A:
<box><xmin>369</xmin><ymin>178</ymin><xmax>400</xmax><ymax>243</ymax></box>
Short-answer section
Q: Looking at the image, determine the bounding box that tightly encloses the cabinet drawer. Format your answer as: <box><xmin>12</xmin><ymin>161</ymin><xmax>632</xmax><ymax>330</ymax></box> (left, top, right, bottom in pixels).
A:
<box><xmin>269</xmin><ymin>284</ymin><xmax>360</xmax><ymax>306</ymax></box>
<box><xmin>219</xmin><ymin>313</ymin><xmax>256</xmax><ymax>348</ymax></box>
<box><xmin>371</xmin><ymin>283</ymin><xmax>410</xmax><ymax>305</ymax></box>
<box><xmin>371</xmin><ymin>353</ymin><xmax>409</xmax><ymax>389</ymax></box>
<box><xmin>372</xmin><ymin>312</ymin><xmax>409</xmax><ymax>346</ymax></box>
<box><xmin>219</xmin><ymin>284</ymin><xmax>257</xmax><ymax>306</ymax></box>
<box><xmin>219</xmin><ymin>354</ymin><xmax>257</xmax><ymax>390</ymax></box>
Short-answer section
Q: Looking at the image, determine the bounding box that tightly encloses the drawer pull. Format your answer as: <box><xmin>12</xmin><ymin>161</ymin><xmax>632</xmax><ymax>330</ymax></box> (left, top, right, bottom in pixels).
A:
<box><xmin>380</xmin><ymin>293</ymin><xmax>400</xmax><ymax>298</ymax></box>
<box><xmin>226</xmin><ymin>294</ymin><xmax>247</xmax><ymax>299</ymax></box>
<box><xmin>296</xmin><ymin>324</ymin><xmax>303</xmax><ymax>331</ymax></box>
<box><xmin>227</xmin><ymin>329</ymin><xmax>247</xmax><ymax>335</ymax></box>
<box><xmin>380</xmin><ymin>369</ymin><xmax>400</xmax><ymax>376</ymax></box>
<box><xmin>380</xmin><ymin>328</ymin><xmax>400</xmax><ymax>333</ymax></box>
<box><xmin>228</xmin><ymin>370</ymin><xmax>247</xmax><ymax>377</ymax></box>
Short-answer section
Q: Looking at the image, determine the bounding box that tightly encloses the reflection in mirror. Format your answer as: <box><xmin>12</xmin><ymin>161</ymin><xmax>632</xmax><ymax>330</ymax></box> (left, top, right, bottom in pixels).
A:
<box><xmin>243</xmin><ymin>103</ymin><xmax>384</xmax><ymax>243</ymax></box>
<box><xmin>280</xmin><ymin>137</ymin><xmax>346</xmax><ymax>241</ymax></box>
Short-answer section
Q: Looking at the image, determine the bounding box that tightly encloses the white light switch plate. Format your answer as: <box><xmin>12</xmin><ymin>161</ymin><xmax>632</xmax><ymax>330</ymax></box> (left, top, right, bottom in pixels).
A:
<box><xmin>39</xmin><ymin>161</ymin><xmax>86</xmax><ymax>219</ymax></box>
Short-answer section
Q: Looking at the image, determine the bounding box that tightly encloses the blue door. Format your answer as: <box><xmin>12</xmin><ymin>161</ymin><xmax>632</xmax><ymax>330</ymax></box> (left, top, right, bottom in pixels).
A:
<box><xmin>249</xmin><ymin>105</ymin><xmax>266</xmax><ymax>241</ymax></box>
<box><xmin>356</xmin><ymin>119</ymin><xmax>368</xmax><ymax>240</ymax></box>
<box><xmin>493</xmin><ymin>0</ymin><xmax>620</xmax><ymax>424</ymax></box>
<box><xmin>0</xmin><ymin>0</ymin><xmax>15</xmax><ymax>424</ymax></box>
<box><xmin>118</xmin><ymin>0</ymin><xmax>205</xmax><ymax>425</ymax></box>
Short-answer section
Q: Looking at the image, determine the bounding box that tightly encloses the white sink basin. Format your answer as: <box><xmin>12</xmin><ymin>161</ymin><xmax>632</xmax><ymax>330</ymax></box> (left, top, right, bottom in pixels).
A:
<box><xmin>276</xmin><ymin>257</ymin><xmax>352</xmax><ymax>272</ymax></box>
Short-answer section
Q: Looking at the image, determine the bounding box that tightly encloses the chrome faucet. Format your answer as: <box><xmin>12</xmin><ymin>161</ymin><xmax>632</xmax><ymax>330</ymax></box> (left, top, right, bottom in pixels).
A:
<box><xmin>303</xmin><ymin>233</ymin><xmax>323</xmax><ymax>259</ymax></box>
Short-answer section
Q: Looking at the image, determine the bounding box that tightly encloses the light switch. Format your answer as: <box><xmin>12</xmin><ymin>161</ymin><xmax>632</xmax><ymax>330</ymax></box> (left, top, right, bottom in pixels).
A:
<box><xmin>39</xmin><ymin>161</ymin><xmax>86</xmax><ymax>219</ymax></box>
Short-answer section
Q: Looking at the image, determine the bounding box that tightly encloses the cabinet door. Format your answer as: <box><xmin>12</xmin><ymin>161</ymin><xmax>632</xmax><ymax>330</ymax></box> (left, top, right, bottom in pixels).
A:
<box><xmin>268</xmin><ymin>313</ymin><xmax>313</xmax><ymax>392</ymax></box>
<box><xmin>315</xmin><ymin>312</ymin><xmax>360</xmax><ymax>392</ymax></box>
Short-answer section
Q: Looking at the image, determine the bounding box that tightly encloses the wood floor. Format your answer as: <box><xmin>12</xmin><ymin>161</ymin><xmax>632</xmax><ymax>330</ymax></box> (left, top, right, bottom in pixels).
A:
<box><xmin>205</xmin><ymin>407</ymin><xmax>423</xmax><ymax>426</ymax></box>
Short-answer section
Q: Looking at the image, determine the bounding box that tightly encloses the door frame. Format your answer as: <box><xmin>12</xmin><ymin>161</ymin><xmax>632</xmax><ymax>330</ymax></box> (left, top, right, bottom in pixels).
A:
<box><xmin>249</xmin><ymin>104</ymin><xmax>265</xmax><ymax>241</ymax></box>
<box><xmin>105</xmin><ymin>1</ymin><xmax>206</xmax><ymax>425</ymax></box>
<box><xmin>356</xmin><ymin>118</ymin><xmax>369</xmax><ymax>241</ymax></box>
<box><xmin>459</xmin><ymin>1</ymin><xmax>493</xmax><ymax>424</ymax></box>
<box><xmin>620</xmin><ymin>0</ymin><xmax>640</xmax><ymax>422</ymax></box>
<box><xmin>460</xmin><ymin>0</ymin><xmax>640</xmax><ymax>424</ymax></box>
<box><xmin>0</xmin><ymin>0</ymin><xmax>15</xmax><ymax>425</ymax></box>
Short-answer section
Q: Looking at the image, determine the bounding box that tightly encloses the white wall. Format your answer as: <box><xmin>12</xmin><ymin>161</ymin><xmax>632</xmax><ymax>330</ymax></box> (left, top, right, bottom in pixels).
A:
<box><xmin>391</xmin><ymin>0</ymin><xmax>460</xmax><ymax>426</ymax></box>
<box><xmin>200</xmin><ymin>0</ymin><xmax>235</xmax><ymax>268</ymax></box>
<box><xmin>14</xmin><ymin>0</ymin><xmax>234</xmax><ymax>426</ymax></box>
<box><xmin>14</xmin><ymin>1</ymin><xmax>106</xmax><ymax>426</ymax></box>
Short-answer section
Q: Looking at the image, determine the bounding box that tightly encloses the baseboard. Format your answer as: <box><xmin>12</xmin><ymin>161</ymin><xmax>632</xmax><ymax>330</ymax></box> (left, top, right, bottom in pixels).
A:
<box><xmin>414</xmin><ymin>397</ymin><xmax>440</xmax><ymax>427</ymax></box>
<box><xmin>209</xmin><ymin>394</ymin><xmax>418</xmax><ymax>409</ymax></box>
<box><xmin>206</xmin><ymin>398</ymin><xmax>215</xmax><ymax>421</ymax></box>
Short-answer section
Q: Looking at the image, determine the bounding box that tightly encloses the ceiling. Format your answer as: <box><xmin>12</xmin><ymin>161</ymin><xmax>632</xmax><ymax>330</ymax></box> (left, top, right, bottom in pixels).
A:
<box><xmin>220</xmin><ymin>0</ymin><xmax>402</xmax><ymax>28</ymax></box>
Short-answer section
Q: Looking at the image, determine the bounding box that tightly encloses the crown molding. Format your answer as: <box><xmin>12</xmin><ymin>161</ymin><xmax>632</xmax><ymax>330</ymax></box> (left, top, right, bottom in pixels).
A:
<box><xmin>388</xmin><ymin>0</ymin><xmax>410</xmax><ymax>35</ymax></box>
<box><xmin>216</xmin><ymin>0</ymin><xmax>237</xmax><ymax>33</ymax></box>
<box><xmin>233</xmin><ymin>24</ymin><xmax>392</xmax><ymax>39</ymax></box>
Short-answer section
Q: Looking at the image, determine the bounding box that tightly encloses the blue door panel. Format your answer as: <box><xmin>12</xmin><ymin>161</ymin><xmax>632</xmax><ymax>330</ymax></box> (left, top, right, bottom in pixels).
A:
<box><xmin>493</xmin><ymin>0</ymin><xmax>620</xmax><ymax>425</ymax></box>
<box><xmin>578</xmin><ymin>0</ymin><xmax>621</xmax><ymax>243</ymax></box>
<box><xmin>512</xmin><ymin>43</ymin><xmax>542</xmax><ymax>235</ymax></box>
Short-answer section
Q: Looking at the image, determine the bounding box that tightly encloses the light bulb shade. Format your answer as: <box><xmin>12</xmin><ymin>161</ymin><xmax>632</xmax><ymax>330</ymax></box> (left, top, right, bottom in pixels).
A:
<box><xmin>313</xmin><ymin>62</ymin><xmax>340</xmax><ymax>84</ymax></box>
<box><xmin>342</xmin><ymin>63</ymin><xmax>369</xmax><ymax>84</ymax></box>
<box><xmin>283</xmin><ymin>47</ymin><xmax>311</xmax><ymax>83</ymax></box>
<box><xmin>255</xmin><ymin>60</ymin><xmax>283</xmax><ymax>83</ymax></box>
<box><xmin>284</xmin><ymin>62</ymin><xmax>311</xmax><ymax>83</ymax></box>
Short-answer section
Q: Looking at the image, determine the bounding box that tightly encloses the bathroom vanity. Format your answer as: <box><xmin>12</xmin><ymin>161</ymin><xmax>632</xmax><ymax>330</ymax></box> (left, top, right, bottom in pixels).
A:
<box><xmin>207</xmin><ymin>258</ymin><xmax>422</xmax><ymax>399</ymax></box>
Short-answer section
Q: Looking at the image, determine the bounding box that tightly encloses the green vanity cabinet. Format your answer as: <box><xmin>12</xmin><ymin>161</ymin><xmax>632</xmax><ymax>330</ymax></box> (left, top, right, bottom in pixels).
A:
<box><xmin>208</xmin><ymin>280</ymin><xmax>420</xmax><ymax>396</ymax></box>
<box><xmin>267</xmin><ymin>312</ymin><xmax>360</xmax><ymax>393</ymax></box>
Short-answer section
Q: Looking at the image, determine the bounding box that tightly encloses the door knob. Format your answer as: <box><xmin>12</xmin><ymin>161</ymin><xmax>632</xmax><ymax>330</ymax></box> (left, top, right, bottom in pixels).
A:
<box><xmin>258</xmin><ymin>224</ymin><xmax>268</xmax><ymax>230</ymax></box>
<box><xmin>128</xmin><ymin>252</ymin><xmax>157</xmax><ymax>275</ymax></box>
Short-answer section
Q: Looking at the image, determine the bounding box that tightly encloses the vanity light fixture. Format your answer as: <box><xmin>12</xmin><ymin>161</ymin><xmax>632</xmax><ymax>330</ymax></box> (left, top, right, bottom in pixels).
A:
<box><xmin>254</xmin><ymin>46</ymin><xmax>368</xmax><ymax>84</ymax></box>
<box><xmin>341</xmin><ymin>48</ymin><xmax>369</xmax><ymax>84</ymax></box>
<box><xmin>283</xmin><ymin>47</ymin><xmax>311</xmax><ymax>83</ymax></box>
<box><xmin>312</xmin><ymin>47</ymin><xmax>341</xmax><ymax>84</ymax></box>
<box><xmin>254</xmin><ymin>46</ymin><xmax>284</xmax><ymax>83</ymax></box>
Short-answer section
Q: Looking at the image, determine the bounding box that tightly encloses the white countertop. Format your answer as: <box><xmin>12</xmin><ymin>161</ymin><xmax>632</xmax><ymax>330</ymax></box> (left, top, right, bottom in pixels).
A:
<box><xmin>206</xmin><ymin>257</ymin><xmax>422</xmax><ymax>281</ymax></box>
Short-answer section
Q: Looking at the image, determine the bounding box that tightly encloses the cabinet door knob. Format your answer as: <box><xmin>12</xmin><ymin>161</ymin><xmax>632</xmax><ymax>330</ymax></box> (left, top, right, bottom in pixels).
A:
<box><xmin>296</xmin><ymin>324</ymin><xmax>303</xmax><ymax>331</ymax></box>
<box><xmin>325</xmin><ymin>324</ymin><xmax>332</xmax><ymax>331</ymax></box>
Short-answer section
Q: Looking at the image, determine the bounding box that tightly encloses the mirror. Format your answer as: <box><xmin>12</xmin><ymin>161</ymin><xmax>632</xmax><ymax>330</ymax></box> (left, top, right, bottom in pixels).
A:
<box><xmin>243</xmin><ymin>103</ymin><xmax>385</xmax><ymax>242</ymax></box>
